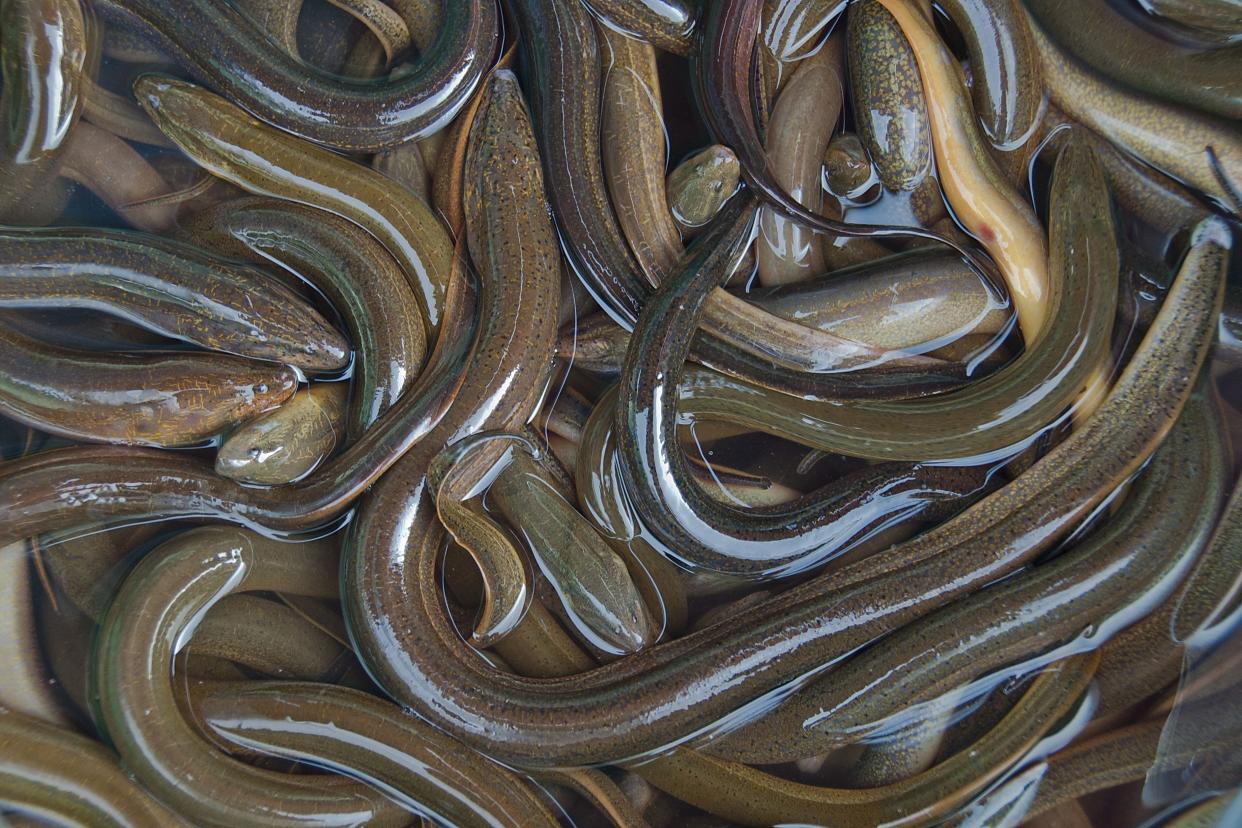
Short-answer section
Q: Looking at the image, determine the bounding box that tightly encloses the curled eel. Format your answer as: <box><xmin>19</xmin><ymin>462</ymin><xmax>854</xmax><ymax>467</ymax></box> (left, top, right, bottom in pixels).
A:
<box><xmin>0</xmin><ymin>225</ymin><xmax>348</xmax><ymax>372</ymax></box>
<box><xmin>639</xmin><ymin>136</ymin><xmax>1114</xmax><ymax>470</ymax></box>
<box><xmin>181</xmin><ymin>197</ymin><xmax>427</xmax><ymax>441</ymax></box>
<box><xmin>93</xmin><ymin>0</ymin><xmax>498</xmax><ymax>151</ymax></box>
<box><xmin>582</xmin><ymin>0</ymin><xmax>695</xmax><ymax>55</ymax></box>
<box><xmin>876</xmin><ymin>0</ymin><xmax>1050</xmax><ymax>341</ymax></box>
<box><xmin>636</xmin><ymin>653</ymin><xmax>1097</xmax><ymax>828</ymax></box>
<box><xmin>341</xmin><ymin>62</ymin><xmax>562</xmax><ymax>751</ymax></box>
<box><xmin>92</xmin><ymin>527</ymin><xmax>407</xmax><ymax>827</ymax></box>
<box><xmin>935</xmin><ymin>0</ymin><xmax>1042</xmax><ymax>150</ymax></box>
<box><xmin>429</xmin><ymin>437</ymin><xmax>535</xmax><ymax>648</ymax></box>
<box><xmin>613</xmin><ymin>197</ymin><xmax>996</xmax><ymax>577</ymax></box>
<box><xmin>1027</xmin><ymin>12</ymin><xmax>1242</xmax><ymax>216</ymax></box>
<box><xmin>0</xmin><ymin>706</ymin><xmax>180</xmax><ymax>827</ymax></box>
<box><xmin>0</xmin><ymin>327</ymin><xmax>297</xmax><ymax>447</ymax></box>
<box><xmin>135</xmin><ymin>75</ymin><xmax>454</xmax><ymax>333</ymax></box>
<box><xmin>694</xmin><ymin>0</ymin><xmax>989</xmax><ymax>278</ymax></box>
<box><xmin>199</xmin><ymin>682</ymin><xmax>560</xmax><ymax>828</ymax></box>
<box><xmin>216</xmin><ymin>382</ymin><xmax>348</xmax><ymax>485</ymax></box>
<box><xmin>1026</xmin><ymin>0</ymin><xmax>1242</xmax><ymax>122</ymax></box>
<box><xmin>0</xmin><ymin>259</ymin><xmax>476</xmax><ymax>544</ymax></box>
<box><xmin>340</xmin><ymin>209</ymin><xmax>1220</xmax><ymax>769</ymax></box>
<box><xmin>715</xmin><ymin>379</ymin><xmax>1226</xmax><ymax>763</ymax></box>
<box><xmin>0</xmin><ymin>0</ymin><xmax>88</xmax><ymax>221</ymax></box>
<box><xmin>474</xmin><ymin>433</ymin><xmax>656</xmax><ymax>655</ymax></box>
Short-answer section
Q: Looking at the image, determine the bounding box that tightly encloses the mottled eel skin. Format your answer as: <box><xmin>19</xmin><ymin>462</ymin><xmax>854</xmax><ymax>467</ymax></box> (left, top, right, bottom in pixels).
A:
<box><xmin>0</xmin><ymin>225</ymin><xmax>348</xmax><ymax>372</ymax></box>
<box><xmin>0</xmin><ymin>327</ymin><xmax>297</xmax><ymax>447</ymax></box>
<box><xmin>94</xmin><ymin>0</ymin><xmax>499</xmax><ymax>151</ymax></box>
<box><xmin>341</xmin><ymin>215</ymin><xmax>1227</xmax><ymax>768</ymax></box>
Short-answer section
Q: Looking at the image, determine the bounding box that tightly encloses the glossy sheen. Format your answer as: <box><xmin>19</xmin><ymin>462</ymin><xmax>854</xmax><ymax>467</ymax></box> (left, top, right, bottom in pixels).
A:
<box><xmin>1143</xmin><ymin>0</ymin><xmax>1242</xmax><ymax>38</ymax></box>
<box><xmin>335</xmin><ymin>212</ymin><xmax>1222</xmax><ymax>769</ymax></box>
<box><xmin>200</xmin><ymin>682</ymin><xmax>559</xmax><ymax>828</ymax></box>
<box><xmin>848</xmin><ymin>0</ymin><xmax>931</xmax><ymax>192</ymax></box>
<box><xmin>637</xmin><ymin>653</ymin><xmax>1098</xmax><ymax>827</ymax></box>
<box><xmin>0</xmin><ymin>226</ymin><xmax>349</xmax><ymax>371</ymax></box>
<box><xmin>216</xmin><ymin>382</ymin><xmax>347</xmax><ymax>485</ymax></box>
<box><xmin>0</xmin><ymin>707</ymin><xmax>179</xmax><ymax>827</ymax></box>
<box><xmin>1028</xmin><ymin>13</ymin><xmax>1242</xmax><ymax>216</ymax></box>
<box><xmin>484</xmin><ymin>436</ymin><xmax>656</xmax><ymax>655</ymax></box>
<box><xmin>693</xmin><ymin>0</ymin><xmax>984</xmax><ymax>268</ymax></box>
<box><xmin>823</xmin><ymin>132</ymin><xmax>876</xmax><ymax>198</ymax></box>
<box><xmin>670</xmin><ymin>137</ymin><xmax>1115</xmax><ymax>463</ymax></box>
<box><xmin>92</xmin><ymin>527</ymin><xmax>406</xmax><ymax>827</ymax></box>
<box><xmin>613</xmin><ymin>198</ymin><xmax>995</xmax><ymax>577</ymax></box>
<box><xmin>717</xmin><ymin>382</ymin><xmax>1225</xmax><ymax>763</ymax></box>
<box><xmin>667</xmin><ymin>145</ymin><xmax>741</xmax><ymax>235</ymax></box>
<box><xmin>95</xmin><ymin>0</ymin><xmax>499</xmax><ymax>150</ymax></box>
<box><xmin>181</xmin><ymin>198</ymin><xmax>427</xmax><ymax>440</ymax></box>
<box><xmin>0</xmin><ymin>0</ymin><xmax>88</xmax><ymax>220</ymax></box>
<box><xmin>756</xmin><ymin>37</ymin><xmax>840</xmax><ymax>286</ymax></box>
<box><xmin>599</xmin><ymin>24</ymin><xmax>682</xmax><ymax>285</ymax></box>
<box><xmin>0</xmin><ymin>262</ymin><xmax>476</xmax><ymax>542</ymax></box>
<box><xmin>0</xmin><ymin>326</ymin><xmax>297</xmax><ymax>447</ymax></box>
<box><xmin>582</xmin><ymin>0</ymin><xmax>695</xmax><ymax>55</ymax></box>
<box><xmin>1028</xmin><ymin>0</ymin><xmax>1242</xmax><ymax>121</ymax></box>
<box><xmin>877</xmin><ymin>0</ymin><xmax>1050</xmax><ymax>341</ymax></box>
<box><xmin>342</xmin><ymin>64</ymin><xmax>562</xmax><ymax>754</ymax></box>
<box><xmin>135</xmin><ymin>75</ymin><xmax>454</xmax><ymax>332</ymax></box>
<box><xmin>936</xmin><ymin>0</ymin><xmax>1043</xmax><ymax>149</ymax></box>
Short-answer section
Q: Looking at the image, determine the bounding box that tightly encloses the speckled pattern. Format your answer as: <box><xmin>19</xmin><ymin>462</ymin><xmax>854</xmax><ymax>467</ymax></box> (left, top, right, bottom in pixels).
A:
<box><xmin>582</xmin><ymin>0</ymin><xmax>695</xmax><ymax>56</ymax></box>
<box><xmin>0</xmin><ymin>225</ymin><xmax>349</xmax><ymax>371</ymax></box>
<box><xmin>0</xmin><ymin>326</ymin><xmax>297</xmax><ymax>447</ymax></box>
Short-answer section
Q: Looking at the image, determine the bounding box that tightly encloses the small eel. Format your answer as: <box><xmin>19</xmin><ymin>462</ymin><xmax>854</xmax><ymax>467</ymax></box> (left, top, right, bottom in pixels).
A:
<box><xmin>0</xmin><ymin>327</ymin><xmax>297</xmax><ymax>447</ymax></box>
<box><xmin>59</xmin><ymin>120</ymin><xmax>182</xmax><ymax>232</ymax></box>
<box><xmin>216</xmin><ymin>382</ymin><xmax>348</xmax><ymax>485</ymax></box>
<box><xmin>613</xmin><ymin>201</ymin><xmax>996</xmax><ymax>576</ymax></box>
<box><xmin>81</xmin><ymin>75</ymin><xmax>175</xmax><ymax>148</ymax></box>
<box><xmin>876</xmin><ymin>0</ymin><xmax>1050</xmax><ymax>341</ymax></box>
<box><xmin>341</xmin><ymin>212</ymin><xmax>1222</xmax><ymax>769</ymax></box>
<box><xmin>1028</xmin><ymin>12</ymin><xmax>1242</xmax><ymax>216</ymax></box>
<box><xmin>1142</xmin><ymin>0</ymin><xmax>1242</xmax><ymax>39</ymax></box>
<box><xmin>694</xmin><ymin>0</ymin><xmax>987</xmax><ymax>275</ymax></box>
<box><xmin>755</xmin><ymin>34</ymin><xmax>841</xmax><ymax>286</ymax></box>
<box><xmin>636</xmin><ymin>654</ymin><xmax>1098</xmax><ymax>828</ymax></box>
<box><xmin>94</xmin><ymin>0</ymin><xmax>499</xmax><ymax>151</ymax></box>
<box><xmin>0</xmin><ymin>258</ymin><xmax>475</xmax><ymax>543</ymax></box>
<box><xmin>430</xmin><ymin>437</ymin><xmax>535</xmax><ymax>648</ymax></box>
<box><xmin>714</xmin><ymin>379</ymin><xmax>1225</xmax><ymax>763</ymax></box>
<box><xmin>935</xmin><ymin>0</ymin><xmax>1043</xmax><ymax>151</ymax></box>
<box><xmin>0</xmin><ymin>0</ymin><xmax>88</xmax><ymax>221</ymax></box>
<box><xmin>0</xmin><ymin>225</ymin><xmax>349</xmax><ymax>372</ymax></box>
<box><xmin>629</xmin><ymin>136</ymin><xmax>1112</xmax><ymax>471</ymax></box>
<box><xmin>666</xmin><ymin>145</ymin><xmax>742</xmax><ymax>236</ymax></box>
<box><xmin>0</xmin><ymin>706</ymin><xmax>181</xmax><ymax>827</ymax></box>
<box><xmin>599</xmin><ymin>23</ymin><xmax>682</xmax><ymax>285</ymax></box>
<box><xmin>135</xmin><ymin>75</ymin><xmax>454</xmax><ymax>333</ymax></box>
<box><xmin>1026</xmin><ymin>0</ymin><xmax>1242</xmax><ymax>122</ymax></box>
<box><xmin>199</xmin><ymin>682</ymin><xmax>561</xmax><ymax>828</ymax></box>
<box><xmin>92</xmin><ymin>527</ymin><xmax>407</xmax><ymax>827</ymax></box>
<box><xmin>181</xmin><ymin>197</ymin><xmax>427</xmax><ymax>440</ymax></box>
<box><xmin>477</xmin><ymin>433</ymin><xmax>656</xmax><ymax>655</ymax></box>
<box><xmin>582</xmin><ymin>0</ymin><xmax>695</xmax><ymax>55</ymax></box>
